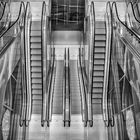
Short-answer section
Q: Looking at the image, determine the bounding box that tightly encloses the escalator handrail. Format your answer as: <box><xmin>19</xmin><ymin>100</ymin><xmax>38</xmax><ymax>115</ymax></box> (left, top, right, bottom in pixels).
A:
<box><xmin>86</xmin><ymin>1</ymin><xmax>95</xmax><ymax>123</ymax></box>
<box><xmin>0</xmin><ymin>1</ymin><xmax>25</xmax><ymax>57</ymax></box>
<box><xmin>126</xmin><ymin>2</ymin><xmax>140</xmax><ymax>34</ymax></box>
<box><xmin>24</xmin><ymin>1</ymin><xmax>32</xmax><ymax>127</ymax></box>
<box><xmin>0</xmin><ymin>2</ymin><xmax>6</xmax><ymax>20</ymax></box>
<box><xmin>68</xmin><ymin>48</ymin><xmax>71</xmax><ymax>121</ymax></box>
<box><xmin>63</xmin><ymin>48</ymin><xmax>71</xmax><ymax>123</ymax></box>
<box><xmin>78</xmin><ymin>49</ymin><xmax>88</xmax><ymax>123</ymax></box>
<box><xmin>0</xmin><ymin>1</ymin><xmax>25</xmax><ymax>39</ymax></box>
<box><xmin>112</xmin><ymin>2</ymin><xmax>140</xmax><ymax>58</ymax></box>
<box><xmin>41</xmin><ymin>1</ymin><xmax>47</xmax><ymax>126</ymax></box>
<box><xmin>102</xmin><ymin>1</ymin><xmax>113</xmax><ymax>127</ymax></box>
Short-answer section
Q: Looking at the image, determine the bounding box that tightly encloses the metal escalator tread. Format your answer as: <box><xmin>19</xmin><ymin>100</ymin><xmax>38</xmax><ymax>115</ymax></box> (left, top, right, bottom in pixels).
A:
<box><xmin>30</xmin><ymin>21</ymin><xmax>42</xmax><ymax>114</ymax></box>
<box><xmin>92</xmin><ymin>21</ymin><xmax>106</xmax><ymax>114</ymax></box>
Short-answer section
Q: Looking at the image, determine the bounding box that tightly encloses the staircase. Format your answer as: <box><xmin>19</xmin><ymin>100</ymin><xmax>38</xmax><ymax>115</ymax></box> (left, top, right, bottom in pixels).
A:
<box><xmin>52</xmin><ymin>60</ymin><xmax>63</xmax><ymax>114</ymax></box>
<box><xmin>30</xmin><ymin>21</ymin><xmax>42</xmax><ymax>114</ymax></box>
<box><xmin>92</xmin><ymin>21</ymin><xmax>106</xmax><ymax>114</ymax></box>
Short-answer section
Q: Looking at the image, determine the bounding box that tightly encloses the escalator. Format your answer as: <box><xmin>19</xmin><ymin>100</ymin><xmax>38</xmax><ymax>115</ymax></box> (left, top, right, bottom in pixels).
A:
<box><xmin>92</xmin><ymin>21</ymin><xmax>106</xmax><ymax>114</ymax></box>
<box><xmin>0</xmin><ymin>1</ymin><xmax>26</xmax><ymax>140</ymax></box>
<box><xmin>52</xmin><ymin>60</ymin><xmax>63</xmax><ymax>114</ymax></box>
<box><xmin>70</xmin><ymin>60</ymin><xmax>81</xmax><ymax>114</ymax></box>
<box><xmin>102</xmin><ymin>1</ymin><xmax>140</xmax><ymax>140</ymax></box>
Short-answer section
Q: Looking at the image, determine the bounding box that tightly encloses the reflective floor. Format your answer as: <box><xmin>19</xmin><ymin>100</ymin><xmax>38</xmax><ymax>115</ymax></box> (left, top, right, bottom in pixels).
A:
<box><xmin>26</xmin><ymin>114</ymin><xmax>108</xmax><ymax>140</ymax></box>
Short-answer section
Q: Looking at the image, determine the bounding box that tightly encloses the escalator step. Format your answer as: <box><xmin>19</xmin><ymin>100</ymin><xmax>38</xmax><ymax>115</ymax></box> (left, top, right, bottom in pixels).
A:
<box><xmin>31</xmin><ymin>30</ymin><xmax>41</xmax><ymax>36</ymax></box>
<box><xmin>95</xmin><ymin>35</ymin><xmax>106</xmax><ymax>41</ymax></box>
<box><xmin>31</xmin><ymin>37</ymin><xmax>41</xmax><ymax>43</ymax></box>
<box><xmin>95</xmin><ymin>21</ymin><xmax>105</xmax><ymax>28</ymax></box>
<box><xmin>30</xmin><ymin>42</ymin><xmax>41</xmax><ymax>48</ymax></box>
<box><xmin>94</xmin><ymin>53</ymin><xmax>105</xmax><ymax>59</ymax></box>
<box><xmin>31</xmin><ymin>66</ymin><xmax>42</xmax><ymax>72</ymax></box>
<box><xmin>92</xmin><ymin>104</ymin><xmax>102</xmax><ymax>114</ymax></box>
<box><xmin>93</xmin><ymin>77</ymin><xmax>104</xmax><ymax>82</ymax></box>
<box><xmin>94</xmin><ymin>47</ymin><xmax>105</xmax><ymax>53</ymax></box>
<box><xmin>32</xmin><ymin>89</ymin><xmax>42</xmax><ymax>94</ymax></box>
<box><xmin>92</xmin><ymin>99</ymin><xmax>102</xmax><ymax>104</ymax></box>
<box><xmin>94</xmin><ymin>65</ymin><xmax>104</xmax><ymax>70</ymax></box>
<box><xmin>32</xmin><ymin>78</ymin><xmax>42</xmax><ymax>84</ymax></box>
<box><xmin>31</xmin><ymin>21</ymin><xmax>41</xmax><ymax>30</ymax></box>
<box><xmin>93</xmin><ymin>70</ymin><xmax>104</xmax><ymax>76</ymax></box>
<box><xmin>94</xmin><ymin>60</ymin><xmax>105</xmax><ymax>65</ymax></box>
<box><xmin>31</xmin><ymin>55</ymin><xmax>41</xmax><ymax>61</ymax></box>
<box><xmin>32</xmin><ymin>84</ymin><xmax>42</xmax><ymax>89</ymax></box>
<box><xmin>95</xmin><ymin>41</ymin><xmax>105</xmax><ymax>47</ymax></box>
<box><xmin>31</xmin><ymin>61</ymin><xmax>41</xmax><ymax>67</ymax></box>
<box><xmin>92</xmin><ymin>93</ymin><xmax>102</xmax><ymax>99</ymax></box>
<box><xmin>31</xmin><ymin>73</ymin><xmax>42</xmax><ymax>78</ymax></box>
<box><xmin>95</xmin><ymin>28</ymin><xmax>105</xmax><ymax>35</ymax></box>
<box><xmin>31</xmin><ymin>49</ymin><xmax>41</xmax><ymax>55</ymax></box>
<box><xmin>93</xmin><ymin>82</ymin><xmax>103</xmax><ymax>88</ymax></box>
<box><xmin>92</xmin><ymin>87</ymin><xmax>103</xmax><ymax>93</ymax></box>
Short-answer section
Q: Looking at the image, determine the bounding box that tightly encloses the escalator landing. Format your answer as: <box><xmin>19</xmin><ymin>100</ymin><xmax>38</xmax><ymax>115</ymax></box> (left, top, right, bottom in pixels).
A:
<box><xmin>26</xmin><ymin>114</ymin><xmax>108</xmax><ymax>140</ymax></box>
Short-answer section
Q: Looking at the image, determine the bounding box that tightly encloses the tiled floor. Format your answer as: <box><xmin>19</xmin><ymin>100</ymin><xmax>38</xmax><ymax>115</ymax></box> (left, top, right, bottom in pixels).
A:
<box><xmin>26</xmin><ymin>114</ymin><xmax>108</xmax><ymax>140</ymax></box>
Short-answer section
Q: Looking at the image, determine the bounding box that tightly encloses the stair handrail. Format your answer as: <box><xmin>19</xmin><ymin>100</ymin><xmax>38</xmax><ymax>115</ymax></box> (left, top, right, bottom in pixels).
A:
<box><xmin>126</xmin><ymin>2</ymin><xmax>140</xmax><ymax>36</ymax></box>
<box><xmin>112</xmin><ymin>2</ymin><xmax>140</xmax><ymax>62</ymax></box>
<box><xmin>103</xmin><ymin>1</ymin><xmax>113</xmax><ymax>127</ymax></box>
<box><xmin>24</xmin><ymin>1</ymin><xmax>32</xmax><ymax>127</ymax></box>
